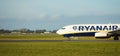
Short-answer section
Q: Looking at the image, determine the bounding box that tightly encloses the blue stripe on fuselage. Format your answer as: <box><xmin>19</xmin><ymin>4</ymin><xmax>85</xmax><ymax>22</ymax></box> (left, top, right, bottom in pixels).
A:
<box><xmin>63</xmin><ymin>32</ymin><xmax>96</xmax><ymax>37</ymax></box>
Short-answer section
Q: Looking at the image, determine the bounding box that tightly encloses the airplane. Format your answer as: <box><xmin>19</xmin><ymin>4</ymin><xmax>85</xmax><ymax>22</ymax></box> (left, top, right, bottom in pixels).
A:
<box><xmin>56</xmin><ymin>24</ymin><xmax>120</xmax><ymax>40</ymax></box>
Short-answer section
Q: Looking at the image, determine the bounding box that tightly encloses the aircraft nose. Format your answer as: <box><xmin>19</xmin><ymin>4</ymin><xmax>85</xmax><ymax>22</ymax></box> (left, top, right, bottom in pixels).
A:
<box><xmin>56</xmin><ymin>30</ymin><xmax>63</xmax><ymax>35</ymax></box>
<box><xmin>56</xmin><ymin>30</ymin><xmax>60</xmax><ymax>34</ymax></box>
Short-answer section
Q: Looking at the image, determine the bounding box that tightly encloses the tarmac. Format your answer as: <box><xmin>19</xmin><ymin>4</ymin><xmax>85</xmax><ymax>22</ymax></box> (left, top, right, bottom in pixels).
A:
<box><xmin>0</xmin><ymin>40</ymin><xmax>120</xmax><ymax>42</ymax></box>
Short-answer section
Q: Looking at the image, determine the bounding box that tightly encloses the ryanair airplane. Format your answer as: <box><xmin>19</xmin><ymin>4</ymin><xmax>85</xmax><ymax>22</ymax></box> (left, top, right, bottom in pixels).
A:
<box><xmin>57</xmin><ymin>24</ymin><xmax>120</xmax><ymax>40</ymax></box>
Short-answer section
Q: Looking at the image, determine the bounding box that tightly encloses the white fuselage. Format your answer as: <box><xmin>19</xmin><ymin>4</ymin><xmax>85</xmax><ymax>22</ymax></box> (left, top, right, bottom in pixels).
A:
<box><xmin>57</xmin><ymin>24</ymin><xmax>120</xmax><ymax>37</ymax></box>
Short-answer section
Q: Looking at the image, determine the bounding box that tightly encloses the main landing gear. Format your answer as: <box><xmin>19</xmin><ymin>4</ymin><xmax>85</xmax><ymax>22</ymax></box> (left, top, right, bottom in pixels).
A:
<box><xmin>113</xmin><ymin>34</ymin><xmax>119</xmax><ymax>40</ymax></box>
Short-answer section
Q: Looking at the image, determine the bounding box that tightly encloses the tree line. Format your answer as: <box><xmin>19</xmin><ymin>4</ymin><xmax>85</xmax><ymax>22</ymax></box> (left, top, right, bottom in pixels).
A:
<box><xmin>0</xmin><ymin>28</ymin><xmax>57</xmax><ymax>34</ymax></box>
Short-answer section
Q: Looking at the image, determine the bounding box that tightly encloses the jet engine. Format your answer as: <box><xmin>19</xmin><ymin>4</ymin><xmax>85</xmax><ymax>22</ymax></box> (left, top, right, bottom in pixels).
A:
<box><xmin>95</xmin><ymin>32</ymin><xmax>110</xmax><ymax>38</ymax></box>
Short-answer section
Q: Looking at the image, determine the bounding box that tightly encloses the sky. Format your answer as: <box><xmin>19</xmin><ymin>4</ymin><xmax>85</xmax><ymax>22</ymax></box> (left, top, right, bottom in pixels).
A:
<box><xmin>0</xmin><ymin>0</ymin><xmax>120</xmax><ymax>30</ymax></box>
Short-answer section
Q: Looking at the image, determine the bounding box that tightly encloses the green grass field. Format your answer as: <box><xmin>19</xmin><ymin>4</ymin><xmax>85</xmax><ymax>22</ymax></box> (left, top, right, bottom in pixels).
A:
<box><xmin>0</xmin><ymin>42</ymin><xmax>120</xmax><ymax>56</ymax></box>
<box><xmin>0</xmin><ymin>33</ymin><xmax>116</xmax><ymax>40</ymax></box>
<box><xmin>0</xmin><ymin>34</ymin><xmax>120</xmax><ymax>56</ymax></box>
<box><xmin>0</xmin><ymin>34</ymin><xmax>64</xmax><ymax>40</ymax></box>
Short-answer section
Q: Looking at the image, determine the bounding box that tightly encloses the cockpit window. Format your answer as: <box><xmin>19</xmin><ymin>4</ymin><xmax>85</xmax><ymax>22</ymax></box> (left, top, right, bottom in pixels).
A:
<box><xmin>61</xmin><ymin>28</ymin><xmax>66</xmax><ymax>30</ymax></box>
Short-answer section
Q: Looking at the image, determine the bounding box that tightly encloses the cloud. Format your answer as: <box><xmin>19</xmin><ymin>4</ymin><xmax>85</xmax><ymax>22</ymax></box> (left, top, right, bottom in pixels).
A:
<box><xmin>50</xmin><ymin>14</ymin><xmax>61</xmax><ymax>20</ymax></box>
<box><xmin>0</xmin><ymin>0</ymin><xmax>119</xmax><ymax>21</ymax></box>
<box><xmin>37</xmin><ymin>13</ymin><xmax>48</xmax><ymax>19</ymax></box>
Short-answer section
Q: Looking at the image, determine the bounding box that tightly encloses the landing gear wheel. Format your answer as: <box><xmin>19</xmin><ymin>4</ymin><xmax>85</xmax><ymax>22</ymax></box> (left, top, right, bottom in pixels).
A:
<box><xmin>114</xmin><ymin>37</ymin><xmax>119</xmax><ymax>40</ymax></box>
<box><xmin>114</xmin><ymin>34</ymin><xmax>119</xmax><ymax>40</ymax></box>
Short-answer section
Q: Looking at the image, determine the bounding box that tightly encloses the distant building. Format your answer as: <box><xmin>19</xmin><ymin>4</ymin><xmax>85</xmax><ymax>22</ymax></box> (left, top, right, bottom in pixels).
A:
<box><xmin>44</xmin><ymin>32</ymin><xmax>50</xmax><ymax>34</ymax></box>
<box><xmin>11</xmin><ymin>32</ymin><xmax>21</xmax><ymax>34</ymax></box>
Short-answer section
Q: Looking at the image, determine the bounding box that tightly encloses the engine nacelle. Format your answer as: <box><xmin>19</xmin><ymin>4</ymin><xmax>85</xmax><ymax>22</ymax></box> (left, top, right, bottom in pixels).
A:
<box><xmin>95</xmin><ymin>32</ymin><xmax>110</xmax><ymax>38</ymax></box>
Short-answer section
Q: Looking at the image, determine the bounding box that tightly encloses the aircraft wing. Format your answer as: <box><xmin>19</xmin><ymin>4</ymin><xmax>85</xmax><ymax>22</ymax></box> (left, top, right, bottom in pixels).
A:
<box><xmin>108</xmin><ymin>28</ymin><xmax>120</xmax><ymax>36</ymax></box>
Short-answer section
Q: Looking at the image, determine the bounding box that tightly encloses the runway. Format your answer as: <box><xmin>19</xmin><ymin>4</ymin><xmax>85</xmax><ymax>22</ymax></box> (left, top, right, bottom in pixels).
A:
<box><xmin>0</xmin><ymin>40</ymin><xmax>120</xmax><ymax>42</ymax></box>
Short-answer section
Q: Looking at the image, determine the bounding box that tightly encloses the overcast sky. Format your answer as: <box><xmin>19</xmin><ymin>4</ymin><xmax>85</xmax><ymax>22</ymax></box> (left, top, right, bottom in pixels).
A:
<box><xmin>0</xmin><ymin>0</ymin><xmax>120</xmax><ymax>30</ymax></box>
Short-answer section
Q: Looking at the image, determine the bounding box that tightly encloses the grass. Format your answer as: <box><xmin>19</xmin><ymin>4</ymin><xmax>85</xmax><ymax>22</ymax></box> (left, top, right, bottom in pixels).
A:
<box><xmin>0</xmin><ymin>33</ymin><xmax>117</xmax><ymax>40</ymax></box>
<box><xmin>0</xmin><ymin>42</ymin><xmax>120</xmax><ymax>56</ymax></box>
<box><xmin>0</xmin><ymin>34</ymin><xmax>120</xmax><ymax>56</ymax></box>
<box><xmin>0</xmin><ymin>33</ymin><xmax>64</xmax><ymax>40</ymax></box>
